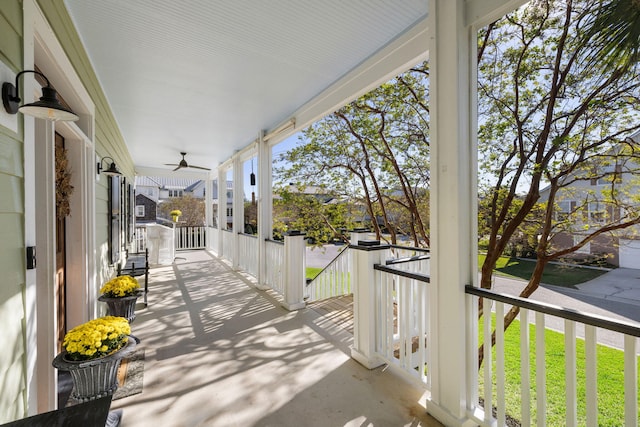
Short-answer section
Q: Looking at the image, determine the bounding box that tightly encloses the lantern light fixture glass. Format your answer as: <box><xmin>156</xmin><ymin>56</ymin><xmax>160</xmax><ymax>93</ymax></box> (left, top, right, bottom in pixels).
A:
<box><xmin>2</xmin><ymin>70</ymin><xmax>79</xmax><ymax>122</ymax></box>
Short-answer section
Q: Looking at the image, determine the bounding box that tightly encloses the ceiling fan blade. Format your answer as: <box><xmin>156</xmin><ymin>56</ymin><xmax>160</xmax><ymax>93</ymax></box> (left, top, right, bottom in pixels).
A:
<box><xmin>164</xmin><ymin>163</ymin><xmax>179</xmax><ymax>166</ymax></box>
<box><xmin>172</xmin><ymin>165</ymin><xmax>183</xmax><ymax>171</ymax></box>
<box><xmin>188</xmin><ymin>165</ymin><xmax>211</xmax><ymax>171</ymax></box>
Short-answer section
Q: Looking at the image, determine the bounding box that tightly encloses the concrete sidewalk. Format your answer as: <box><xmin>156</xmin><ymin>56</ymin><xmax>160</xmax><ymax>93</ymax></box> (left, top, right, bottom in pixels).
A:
<box><xmin>574</xmin><ymin>267</ymin><xmax>640</xmax><ymax>307</ymax></box>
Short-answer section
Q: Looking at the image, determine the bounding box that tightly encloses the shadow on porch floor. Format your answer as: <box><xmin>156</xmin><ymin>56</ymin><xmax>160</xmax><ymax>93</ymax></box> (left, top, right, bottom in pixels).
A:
<box><xmin>110</xmin><ymin>250</ymin><xmax>442</xmax><ymax>426</ymax></box>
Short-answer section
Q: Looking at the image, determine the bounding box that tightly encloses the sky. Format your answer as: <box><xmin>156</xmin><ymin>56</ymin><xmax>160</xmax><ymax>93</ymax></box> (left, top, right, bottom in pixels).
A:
<box><xmin>239</xmin><ymin>133</ymin><xmax>300</xmax><ymax>200</ymax></box>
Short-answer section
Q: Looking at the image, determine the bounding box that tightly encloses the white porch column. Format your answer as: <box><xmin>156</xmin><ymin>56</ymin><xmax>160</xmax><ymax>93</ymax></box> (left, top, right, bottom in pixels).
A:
<box><xmin>232</xmin><ymin>156</ymin><xmax>244</xmax><ymax>269</ymax></box>
<box><xmin>205</xmin><ymin>173</ymin><xmax>213</xmax><ymax>250</ymax></box>
<box><xmin>281</xmin><ymin>231</ymin><xmax>306</xmax><ymax>310</ymax></box>
<box><xmin>217</xmin><ymin>168</ymin><xmax>225</xmax><ymax>257</ymax></box>
<box><xmin>427</xmin><ymin>0</ymin><xmax>477</xmax><ymax>426</ymax></box>
<box><xmin>350</xmin><ymin>240</ymin><xmax>386</xmax><ymax>369</ymax></box>
<box><xmin>257</xmin><ymin>133</ymin><xmax>273</xmax><ymax>289</ymax></box>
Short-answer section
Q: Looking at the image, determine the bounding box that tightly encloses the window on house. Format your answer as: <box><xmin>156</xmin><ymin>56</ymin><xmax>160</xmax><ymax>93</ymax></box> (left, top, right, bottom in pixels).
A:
<box><xmin>574</xmin><ymin>235</ymin><xmax>590</xmax><ymax>254</ymax></box>
<box><xmin>226</xmin><ymin>207</ymin><xmax>233</xmax><ymax>217</ymax></box>
<box><xmin>594</xmin><ymin>165</ymin><xmax>623</xmax><ymax>186</ymax></box>
<box><xmin>588</xmin><ymin>202</ymin><xmax>605</xmax><ymax>223</ymax></box>
<box><xmin>555</xmin><ymin>200</ymin><xmax>572</xmax><ymax>222</ymax></box>
<box><xmin>136</xmin><ymin>205</ymin><xmax>145</xmax><ymax>217</ymax></box>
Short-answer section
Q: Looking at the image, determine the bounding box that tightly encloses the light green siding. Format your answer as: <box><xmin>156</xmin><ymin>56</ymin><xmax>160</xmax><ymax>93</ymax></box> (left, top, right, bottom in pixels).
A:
<box><xmin>37</xmin><ymin>0</ymin><xmax>135</xmax><ymax>274</ymax></box>
<box><xmin>0</xmin><ymin>0</ymin><xmax>136</xmax><ymax>420</ymax></box>
<box><xmin>0</xmin><ymin>1</ymin><xmax>26</xmax><ymax>422</ymax></box>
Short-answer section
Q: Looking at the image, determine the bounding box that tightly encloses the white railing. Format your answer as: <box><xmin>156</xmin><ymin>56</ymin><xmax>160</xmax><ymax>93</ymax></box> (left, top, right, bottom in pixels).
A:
<box><xmin>305</xmin><ymin>247</ymin><xmax>351</xmax><ymax>302</ymax></box>
<box><xmin>264</xmin><ymin>239</ymin><xmax>284</xmax><ymax>295</ymax></box>
<box><xmin>221</xmin><ymin>229</ymin><xmax>233</xmax><ymax>261</ymax></box>
<box><xmin>373</xmin><ymin>262</ymin><xmax>431</xmax><ymax>387</ymax></box>
<box><xmin>386</xmin><ymin>245</ymin><xmax>430</xmax><ymax>275</ymax></box>
<box><xmin>175</xmin><ymin>226</ymin><xmax>206</xmax><ymax>250</ymax></box>
<box><xmin>238</xmin><ymin>233</ymin><xmax>258</xmax><ymax>277</ymax></box>
<box><xmin>466</xmin><ymin>286</ymin><xmax>640</xmax><ymax>427</ymax></box>
<box><xmin>134</xmin><ymin>226</ymin><xmax>147</xmax><ymax>252</ymax></box>
<box><xmin>208</xmin><ymin>226</ymin><xmax>219</xmax><ymax>254</ymax></box>
<box><xmin>135</xmin><ymin>224</ymin><xmax>208</xmax><ymax>251</ymax></box>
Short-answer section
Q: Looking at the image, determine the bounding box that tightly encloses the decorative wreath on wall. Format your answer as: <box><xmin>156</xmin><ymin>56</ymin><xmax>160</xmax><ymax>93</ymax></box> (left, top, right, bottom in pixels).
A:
<box><xmin>55</xmin><ymin>146</ymin><xmax>74</xmax><ymax>218</ymax></box>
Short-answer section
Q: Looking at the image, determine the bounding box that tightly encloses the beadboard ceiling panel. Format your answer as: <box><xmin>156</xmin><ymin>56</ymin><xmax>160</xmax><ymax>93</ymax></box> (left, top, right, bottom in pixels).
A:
<box><xmin>63</xmin><ymin>0</ymin><xmax>428</xmax><ymax>172</ymax></box>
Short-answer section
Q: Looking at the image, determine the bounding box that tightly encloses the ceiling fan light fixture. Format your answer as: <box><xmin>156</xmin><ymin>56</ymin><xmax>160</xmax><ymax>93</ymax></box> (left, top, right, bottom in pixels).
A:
<box><xmin>164</xmin><ymin>152</ymin><xmax>211</xmax><ymax>171</ymax></box>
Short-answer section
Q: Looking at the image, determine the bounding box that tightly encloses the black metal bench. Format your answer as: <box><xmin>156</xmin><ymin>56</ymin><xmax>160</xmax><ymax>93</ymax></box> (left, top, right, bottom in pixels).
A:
<box><xmin>117</xmin><ymin>248</ymin><xmax>150</xmax><ymax>306</ymax></box>
<box><xmin>0</xmin><ymin>395</ymin><xmax>116</xmax><ymax>427</ymax></box>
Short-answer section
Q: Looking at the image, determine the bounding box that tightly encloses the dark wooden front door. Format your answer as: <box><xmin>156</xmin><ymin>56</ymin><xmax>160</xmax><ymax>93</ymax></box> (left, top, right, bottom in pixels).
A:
<box><xmin>55</xmin><ymin>133</ymin><xmax>67</xmax><ymax>352</ymax></box>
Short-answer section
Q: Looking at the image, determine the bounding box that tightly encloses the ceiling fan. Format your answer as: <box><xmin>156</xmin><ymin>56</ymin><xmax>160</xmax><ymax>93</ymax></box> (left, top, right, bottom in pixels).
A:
<box><xmin>165</xmin><ymin>152</ymin><xmax>211</xmax><ymax>171</ymax></box>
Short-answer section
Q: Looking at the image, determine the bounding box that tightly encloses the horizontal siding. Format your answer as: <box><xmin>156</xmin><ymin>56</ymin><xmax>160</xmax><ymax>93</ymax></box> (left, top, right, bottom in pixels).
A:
<box><xmin>0</xmin><ymin>132</ymin><xmax>24</xmax><ymax>178</ymax></box>
<box><xmin>37</xmin><ymin>0</ymin><xmax>135</xmax><ymax>175</ymax></box>
<box><xmin>37</xmin><ymin>1</ymin><xmax>134</xmax><ymax>276</ymax></box>
<box><xmin>0</xmin><ymin>3</ymin><xmax>22</xmax><ymax>70</ymax></box>
<box><xmin>0</xmin><ymin>1</ymin><xmax>26</xmax><ymax>422</ymax></box>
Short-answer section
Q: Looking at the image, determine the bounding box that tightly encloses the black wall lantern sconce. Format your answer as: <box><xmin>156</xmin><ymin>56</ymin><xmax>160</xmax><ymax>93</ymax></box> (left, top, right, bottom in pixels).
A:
<box><xmin>97</xmin><ymin>157</ymin><xmax>122</xmax><ymax>176</ymax></box>
<box><xmin>2</xmin><ymin>70</ymin><xmax>79</xmax><ymax>121</ymax></box>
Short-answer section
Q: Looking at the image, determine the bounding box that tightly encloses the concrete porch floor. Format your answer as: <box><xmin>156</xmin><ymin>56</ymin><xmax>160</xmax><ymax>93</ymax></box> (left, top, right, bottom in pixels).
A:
<box><xmin>111</xmin><ymin>250</ymin><xmax>442</xmax><ymax>427</ymax></box>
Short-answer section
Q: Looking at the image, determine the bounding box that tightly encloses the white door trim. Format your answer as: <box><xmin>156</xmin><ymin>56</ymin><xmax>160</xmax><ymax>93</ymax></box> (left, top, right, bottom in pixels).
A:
<box><xmin>23</xmin><ymin>0</ymin><xmax>96</xmax><ymax>413</ymax></box>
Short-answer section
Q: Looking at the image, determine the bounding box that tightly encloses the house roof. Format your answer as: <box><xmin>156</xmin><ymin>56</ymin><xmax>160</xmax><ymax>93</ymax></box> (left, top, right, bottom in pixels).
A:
<box><xmin>135</xmin><ymin>176</ymin><xmax>201</xmax><ymax>189</ymax></box>
<box><xmin>62</xmin><ymin>0</ymin><xmax>429</xmax><ymax>174</ymax></box>
<box><xmin>135</xmin><ymin>193</ymin><xmax>156</xmax><ymax>204</ymax></box>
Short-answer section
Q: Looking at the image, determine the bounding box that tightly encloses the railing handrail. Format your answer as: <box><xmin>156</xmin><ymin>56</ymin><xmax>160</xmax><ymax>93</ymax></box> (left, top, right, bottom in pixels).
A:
<box><xmin>465</xmin><ymin>285</ymin><xmax>640</xmax><ymax>337</ymax></box>
<box><xmin>374</xmin><ymin>263</ymin><xmax>430</xmax><ymax>283</ymax></box>
<box><xmin>388</xmin><ymin>244</ymin><xmax>430</xmax><ymax>254</ymax></box>
<box><xmin>265</xmin><ymin>238</ymin><xmax>284</xmax><ymax>245</ymax></box>
<box><xmin>238</xmin><ymin>232</ymin><xmax>258</xmax><ymax>238</ymax></box>
<box><xmin>385</xmin><ymin>254</ymin><xmax>430</xmax><ymax>266</ymax></box>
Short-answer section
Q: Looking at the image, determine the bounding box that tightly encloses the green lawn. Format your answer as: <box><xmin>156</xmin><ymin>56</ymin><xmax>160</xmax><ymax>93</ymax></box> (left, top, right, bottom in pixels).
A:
<box><xmin>478</xmin><ymin>254</ymin><xmax>608</xmax><ymax>287</ymax></box>
<box><xmin>479</xmin><ymin>315</ymin><xmax>640</xmax><ymax>426</ymax></box>
<box><xmin>306</xmin><ymin>267</ymin><xmax>323</xmax><ymax>280</ymax></box>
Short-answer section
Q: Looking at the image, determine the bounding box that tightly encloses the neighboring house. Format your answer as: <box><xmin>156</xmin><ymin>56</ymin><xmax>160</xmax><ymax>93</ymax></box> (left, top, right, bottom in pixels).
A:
<box><xmin>212</xmin><ymin>180</ymin><xmax>234</xmax><ymax>228</ymax></box>
<box><xmin>135</xmin><ymin>194</ymin><xmax>157</xmax><ymax>223</ymax></box>
<box><xmin>134</xmin><ymin>176</ymin><xmax>234</xmax><ymax>227</ymax></box>
<box><xmin>539</xmin><ymin>131</ymin><xmax>640</xmax><ymax>268</ymax></box>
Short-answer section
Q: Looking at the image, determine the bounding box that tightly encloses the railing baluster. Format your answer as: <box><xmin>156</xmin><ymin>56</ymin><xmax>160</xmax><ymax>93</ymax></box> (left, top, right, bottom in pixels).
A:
<box><xmin>466</xmin><ymin>285</ymin><xmax>640</xmax><ymax>427</ymax></box>
<box><xmin>624</xmin><ymin>335</ymin><xmax>638</xmax><ymax>427</ymax></box>
<box><xmin>419</xmin><ymin>280</ymin><xmax>427</xmax><ymax>384</ymax></box>
<box><xmin>385</xmin><ymin>273</ymin><xmax>393</xmax><ymax>360</ymax></box>
<box><xmin>535</xmin><ymin>312</ymin><xmax>546</xmax><ymax>427</ymax></box>
<box><xmin>520</xmin><ymin>308</ymin><xmax>531</xmax><ymax>427</ymax></box>
<box><xmin>565</xmin><ymin>319</ymin><xmax>577</xmax><ymax>427</ymax></box>
<box><xmin>585</xmin><ymin>325</ymin><xmax>597</xmax><ymax>427</ymax></box>
<box><xmin>496</xmin><ymin>301</ymin><xmax>506</xmax><ymax>427</ymax></box>
<box><xmin>483</xmin><ymin>297</ymin><xmax>493</xmax><ymax>422</ymax></box>
<box><xmin>306</xmin><ymin>248</ymin><xmax>352</xmax><ymax>303</ymax></box>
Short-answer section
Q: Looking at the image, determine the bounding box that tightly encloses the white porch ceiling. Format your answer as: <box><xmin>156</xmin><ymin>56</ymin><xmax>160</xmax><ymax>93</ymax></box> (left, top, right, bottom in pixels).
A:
<box><xmin>63</xmin><ymin>0</ymin><xmax>429</xmax><ymax>173</ymax></box>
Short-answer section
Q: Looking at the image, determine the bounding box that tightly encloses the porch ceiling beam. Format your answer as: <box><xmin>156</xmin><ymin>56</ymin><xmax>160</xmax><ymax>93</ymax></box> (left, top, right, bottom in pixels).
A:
<box><xmin>291</xmin><ymin>15</ymin><xmax>429</xmax><ymax>142</ymax></box>
<box><xmin>134</xmin><ymin>166</ymin><xmax>212</xmax><ymax>180</ymax></box>
<box><xmin>464</xmin><ymin>0</ymin><xmax>529</xmax><ymax>27</ymax></box>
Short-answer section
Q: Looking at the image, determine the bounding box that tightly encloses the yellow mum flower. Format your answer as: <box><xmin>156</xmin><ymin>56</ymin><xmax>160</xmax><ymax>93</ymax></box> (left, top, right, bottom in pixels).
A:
<box><xmin>62</xmin><ymin>316</ymin><xmax>131</xmax><ymax>361</ymax></box>
<box><xmin>99</xmin><ymin>275</ymin><xmax>140</xmax><ymax>298</ymax></box>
